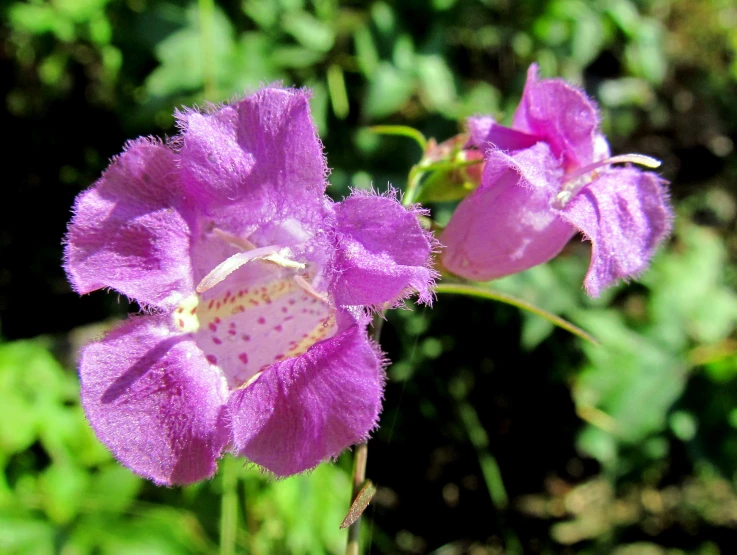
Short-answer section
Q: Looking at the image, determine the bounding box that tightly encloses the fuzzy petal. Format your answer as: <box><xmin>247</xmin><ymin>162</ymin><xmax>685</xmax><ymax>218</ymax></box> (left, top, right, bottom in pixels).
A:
<box><xmin>229</xmin><ymin>316</ymin><xmax>383</xmax><ymax>477</ymax></box>
<box><xmin>177</xmin><ymin>105</ymin><xmax>255</xmax><ymax>204</ymax></box>
<box><xmin>80</xmin><ymin>316</ymin><xmax>229</xmax><ymax>485</ymax></box>
<box><xmin>331</xmin><ymin>192</ymin><xmax>436</xmax><ymax>307</ymax></box>
<box><xmin>466</xmin><ymin>115</ymin><xmax>540</xmax><ymax>152</ymax></box>
<box><xmin>64</xmin><ymin>139</ymin><xmax>194</xmax><ymax>309</ymax></box>
<box><xmin>441</xmin><ymin>143</ymin><xmax>576</xmax><ymax>281</ymax></box>
<box><xmin>513</xmin><ymin>64</ymin><xmax>600</xmax><ymax>168</ymax></box>
<box><xmin>559</xmin><ymin>168</ymin><xmax>673</xmax><ymax>296</ymax></box>
<box><xmin>179</xmin><ymin>88</ymin><xmax>327</xmax><ymax>210</ymax></box>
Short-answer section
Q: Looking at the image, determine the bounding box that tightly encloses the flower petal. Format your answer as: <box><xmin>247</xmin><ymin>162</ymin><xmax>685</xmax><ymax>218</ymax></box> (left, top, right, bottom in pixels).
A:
<box><xmin>441</xmin><ymin>143</ymin><xmax>576</xmax><ymax>281</ymax></box>
<box><xmin>228</xmin><ymin>313</ymin><xmax>384</xmax><ymax>477</ymax></box>
<box><xmin>80</xmin><ymin>316</ymin><xmax>229</xmax><ymax>486</ymax></box>
<box><xmin>64</xmin><ymin>139</ymin><xmax>194</xmax><ymax>309</ymax></box>
<box><xmin>559</xmin><ymin>168</ymin><xmax>673</xmax><ymax>296</ymax></box>
<box><xmin>466</xmin><ymin>115</ymin><xmax>540</xmax><ymax>152</ymax></box>
<box><xmin>513</xmin><ymin>64</ymin><xmax>601</xmax><ymax>168</ymax></box>
<box><xmin>331</xmin><ymin>192</ymin><xmax>437</xmax><ymax>307</ymax></box>
<box><xmin>177</xmin><ymin>104</ymin><xmax>255</xmax><ymax>204</ymax></box>
<box><xmin>179</xmin><ymin>88</ymin><xmax>327</xmax><ymax>210</ymax></box>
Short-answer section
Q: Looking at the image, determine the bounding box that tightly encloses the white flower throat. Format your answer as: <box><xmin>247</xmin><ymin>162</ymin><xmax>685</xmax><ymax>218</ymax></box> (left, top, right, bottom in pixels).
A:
<box><xmin>173</xmin><ymin>227</ymin><xmax>335</xmax><ymax>390</ymax></box>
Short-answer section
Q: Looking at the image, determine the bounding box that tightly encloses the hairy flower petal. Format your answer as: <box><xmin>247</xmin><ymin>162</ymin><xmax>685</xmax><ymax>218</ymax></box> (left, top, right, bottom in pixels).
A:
<box><xmin>466</xmin><ymin>115</ymin><xmax>540</xmax><ymax>152</ymax></box>
<box><xmin>179</xmin><ymin>88</ymin><xmax>327</xmax><ymax>211</ymax></box>
<box><xmin>559</xmin><ymin>168</ymin><xmax>673</xmax><ymax>296</ymax></box>
<box><xmin>80</xmin><ymin>316</ymin><xmax>229</xmax><ymax>486</ymax></box>
<box><xmin>332</xmin><ymin>192</ymin><xmax>437</xmax><ymax>307</ymax></box>
<box><xmin>513</xmin><ymin>64</ymin><xmax>600</xmax><ymax>168</ymax></box>
<box><xmin>64</xmin><ymin>138</ymin><xmax>194</xmax><ymax>309</ymax></box>
<box><xmin>229</xmin><ymin>314</ymin><xmax>383</xmax><ymax>477</ymax></box>
<box><xmin>441</xmin><ymin>144</ymin><xmax>576</xmax><ymax>280</ymax></box>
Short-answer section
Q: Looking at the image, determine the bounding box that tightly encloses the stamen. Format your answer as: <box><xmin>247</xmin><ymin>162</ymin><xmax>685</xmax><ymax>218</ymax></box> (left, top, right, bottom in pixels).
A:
<box><xmin>554</xmin><ymin>153</ymin><xmax>661</xmax><ymax>209</ymax></box>
<box><xmin>212</xmin><ymin>228</ymin><xmax>258</xmax><ymax>251</ymax></box>
<box><xmin>563</xmin><ymin>154</ymin><xmax>661</xmax><ymax>185</ymax></box>
<box><xmin>196</xmin><ymin>246</ymin><xmax>281</xmax><ymax>293</ymax></box>
<box><xmin>293</xmin><ymin>275</ymin><xmax>329</xmax><ymax>302</ymax></box>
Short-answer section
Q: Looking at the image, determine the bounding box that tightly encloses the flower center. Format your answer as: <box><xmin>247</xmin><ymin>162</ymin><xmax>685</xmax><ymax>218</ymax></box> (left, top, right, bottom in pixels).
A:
<box><xmin>173</xmin><ymin>229</ymin><xmax>336</xmax><ymax>390</ymax></box>
<box><xmin>553</xmin><ymin>153</ymin><xmax>661</xmax><ymax>209</ymax></box>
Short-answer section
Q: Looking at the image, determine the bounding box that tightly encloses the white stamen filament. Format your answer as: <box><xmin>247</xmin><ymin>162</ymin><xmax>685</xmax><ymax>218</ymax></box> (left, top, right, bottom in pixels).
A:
<box><xmin>554</xmin><ymin>153</ymin><xmax>662</xmax><ymax>209</ymax></box>
<box><xmin>293</xmin><ymin>275</ymin><xmax>329</xmax><ymax>302</ymax></box>
<box><xmin>211</xmin><ymin>228</ymin><xmax>258</xmax><ymax>251</ymax></box>
<box><xmin>197</xmin><ymin>246</ymin><xmax>288</xmax><ymax>293</ymax></box>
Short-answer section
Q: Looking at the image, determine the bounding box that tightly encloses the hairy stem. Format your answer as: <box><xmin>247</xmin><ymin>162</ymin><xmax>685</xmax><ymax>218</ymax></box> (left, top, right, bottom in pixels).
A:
<box><xmin>346</xmin><ymin>313</ymin><xmax>385</xmax><ymax>554</ymax></box>
<box><xmin>219</xmin><ymin>456</ymin><xmax>238</xmax><ymax>555</ymax></box>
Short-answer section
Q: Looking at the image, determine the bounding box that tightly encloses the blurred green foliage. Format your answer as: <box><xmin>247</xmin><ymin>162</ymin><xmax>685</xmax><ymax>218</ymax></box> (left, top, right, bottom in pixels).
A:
<box><xmin>4</xmin><ymin>0</ymin><xmax>737</xmax><ymax>553</ymax></box>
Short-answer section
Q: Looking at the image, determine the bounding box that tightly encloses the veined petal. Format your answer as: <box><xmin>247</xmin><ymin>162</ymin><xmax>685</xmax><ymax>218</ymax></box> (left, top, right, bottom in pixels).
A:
<box><xmin>79</xmin><ymin>316</ymin><xmax>229</xmax><ymax>486</ymax></box>
<box><xmin>64</xmin><ymin>139</ymin><xmax>194</xmax><ymax>309</ymax></box>
<box><xmin>513</xmin><ymin>64</ymin><xmax>601</xmax><ymax>168</ymax></box>
<box><xmin>179</xmin><ymin>88</ymin><xmax>327</xmax><ymax>210</ymax></box>
<box><xmin>331</xmin><ymin>192</ymin><xmax>437</xmax><ymax>307</ymax></box>
<box><xmin>228</xmin><ymin>313</ymin><xmax>384</xmax><ymax>477</ymax></box>
<box><xmin>441</xmin><ymin>143</ymin><xmax>576</xmax><ymax>281</ymax></box>
<box><xmin>236</xmin><ymin>88</ymin><xmax>328</xmax><ymax>206</ymax></box>
<box><xmin>177</xmin><ymin>105</ymin><xmax>255</xmax><ymax>204</ymax></box>
<box><xmin>558</xmin><ymin>168</ymin><xmax>673</xmax><ymax>297</ymax></box>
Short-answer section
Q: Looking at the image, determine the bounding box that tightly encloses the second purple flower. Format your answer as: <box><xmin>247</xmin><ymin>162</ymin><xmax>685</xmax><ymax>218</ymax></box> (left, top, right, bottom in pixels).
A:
<box><xmin>440</xmin><ymin>64</ymin><xmax>672</xmax><ymax>296</ymax></box>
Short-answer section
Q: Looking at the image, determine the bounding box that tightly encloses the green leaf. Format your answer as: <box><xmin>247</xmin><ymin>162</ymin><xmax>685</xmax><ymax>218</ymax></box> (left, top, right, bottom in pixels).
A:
<box><xmin>39</xmin><ymin>463</ymin><xmax>89</xmax><ymax>524</ymax></box>
<box><xmin>573</xmin><ymin>310</ymin><xmax>688</xmax><ymax>464</ymax></box>
<box><xmin>281</xmin><ymin>11</ymin><xmax>335</xmax><ymax>52</ymax></box>
<box><xmin>0</xmin><ymin>515</ymin><xmax>55</xmax><ymax>555</ymax></box>
<box><xmin>416</xmin><ymin>54</ymin><xmax>458</xmax><ymax>115</ymax></box>
<box><xmin>643</xmin><ymin>221</ymin><xmax>737</xmax><ymax>349</ymax></box>
<box><xmin>270</xmin><ymin>45</ymin><xmax>325</xmax><ymax>68</ymax></box>
<box><xmin>353</xmin><ymin>26</ymin><xmax>379</xmax><ymax>76</ymax></box>
<box><xmin>145</xmin><ymin>5</ymin><xmax>235</xmax><ymax>99</ymax></box>
<box><xmin>364</xmin><ymin>62</ymin><xmax>415</xmax><ymax>119</ymax></box>
<box><xmin>8</xmin><ymin>4</ymin><xmax>58</xmax><ymax>35</ymax></box>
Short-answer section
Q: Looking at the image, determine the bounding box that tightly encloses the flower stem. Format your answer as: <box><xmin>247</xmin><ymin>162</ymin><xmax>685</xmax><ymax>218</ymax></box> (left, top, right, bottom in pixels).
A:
<box><xmin>346</xmin><ymin>313</ymin><xmax>385</xmax><ymax>555</ymax></box>
<box><xmin>198</xmin><ymin>0</ymin><xmax>217</xmax><ymax>100</ymax></box>
<box><xmin>346</xmin><ymin>442</ymin><xmax>368</xmax><ymax>555</ymax></box>
<box><xmin>219</xmin><ymin>456</ymin><xmax>238</xmax><ymax>555</ymax></box>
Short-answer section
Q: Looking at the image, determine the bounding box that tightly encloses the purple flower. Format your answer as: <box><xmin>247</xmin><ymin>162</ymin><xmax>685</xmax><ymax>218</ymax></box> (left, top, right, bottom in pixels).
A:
<box><xmin>440</xmin><ymin>64</ymin><xmax>672</xmax><ymax>296</ymax></box>
<box><xmin>64</xmin><ymin>87</ymin><xmax>436</xmax><ymax>485</ymax></box>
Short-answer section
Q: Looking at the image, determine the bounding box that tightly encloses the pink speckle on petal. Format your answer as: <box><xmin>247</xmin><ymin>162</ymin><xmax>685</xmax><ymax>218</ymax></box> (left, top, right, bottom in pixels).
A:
<box><xmin>258</xmin><ymin>317</ymin><xmax>266</xmax><ymax>325</ymax></box>
<box><xmin>239</xmin><ymin>353</ymin><xmax>249</xmax><ymax>364</ymax></box>
<box><xmin>213</xmin><ymin>336</ymin><xmax>222</xmax><ymax>345</ymax></box>
<box><xmin>206</xmin><ymin>354</ymin><xmax>217</xmax><ymax>365</ymax></box>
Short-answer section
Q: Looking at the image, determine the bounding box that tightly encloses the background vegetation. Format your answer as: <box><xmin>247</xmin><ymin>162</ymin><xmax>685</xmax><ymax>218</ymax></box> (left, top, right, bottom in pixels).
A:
<box><xmin>3</xmin><ymin>0</ymin><xmax>737</xmax><ymax>553</ymax></box>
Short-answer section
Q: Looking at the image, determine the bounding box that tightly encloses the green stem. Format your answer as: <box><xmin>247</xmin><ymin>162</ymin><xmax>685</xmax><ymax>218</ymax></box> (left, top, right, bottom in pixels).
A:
<box><xmin>435</xmin><ymin>282</ymin><xmax>599</xmax><ymax>345</ymax></box>
<box><xmin>220</xmin><ymin>456</ymin><xmax>238</xmax><ymax>555</ymax></box>
<box><xmin>403</xmin><ymin>163</ymin><xmax>424</xmax><ymax>206</ymax></box>
<box><xmin>345</xmin><ymin>442</ymin><xmax>368</xmax><ymax>555</ymax></box>
<box><xmin>346</xmin><ymin>313</ymin><xmax>385</xmax><ymax>555</ymax></box>
<box><xmin>198</xmin><ymin>0</ymin><xmax>217</xmax><ymax>100</ymax></box>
